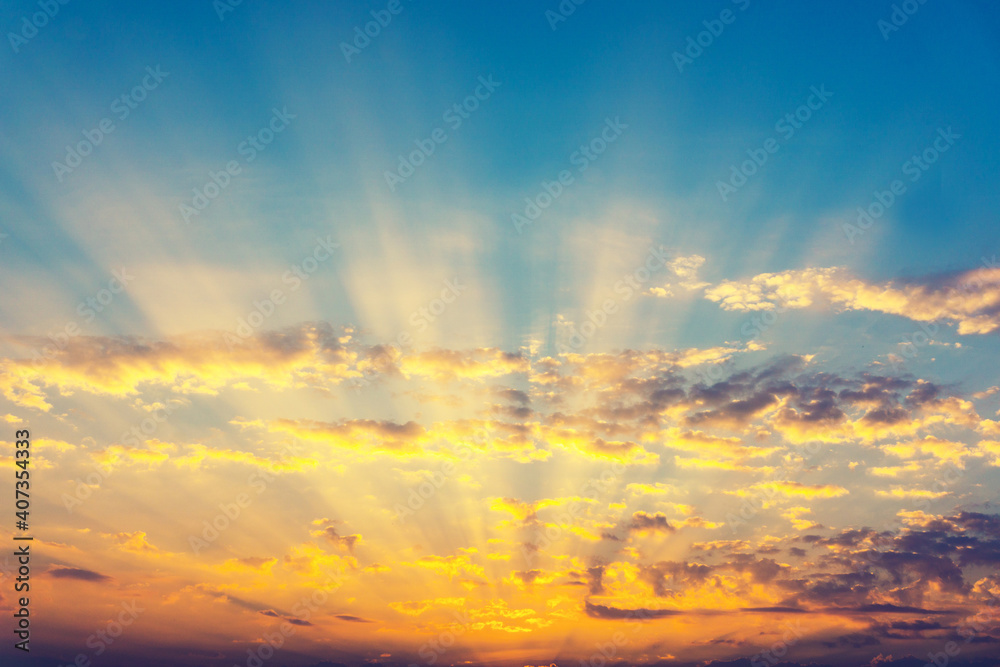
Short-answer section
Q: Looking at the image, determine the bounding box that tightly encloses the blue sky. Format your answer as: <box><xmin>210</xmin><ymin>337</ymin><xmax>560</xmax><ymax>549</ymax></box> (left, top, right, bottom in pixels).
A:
<box><xmin>3</xmin><ymin>2</ymin><xmax>999</xmax><ymax>364</ymax></box>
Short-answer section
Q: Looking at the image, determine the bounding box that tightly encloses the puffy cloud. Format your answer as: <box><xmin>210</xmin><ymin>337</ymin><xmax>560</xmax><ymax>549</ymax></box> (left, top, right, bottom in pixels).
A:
<box><xmin>5</xmin><ymin>329</ymin><xmax>1000</xmax><ymax>665</ymax></box>
<box><xmin>0</xmin><ymin>323</ymin><xmax>358</xmax><ymax>409</ymax></box>
<box><xmin>884</xmin><ymin>435</ymin><xmax>979</xmax><ymax>465</ymax></box>
<box><xmin>645</xmin><ymin>254</ymin><xmax>710</xmax><ymax>297</ymax></box>
<box><xmin>311</xmin><ymin>519</ymin><xmax>362</xmax><ymax>553</ymax></box>
<box><xmin>628</xmin><ymin>511</ymin><xmax>675</xmax><ymax>533</ymax></box>
<box><xmin>782</xmin><ymin>507</ymin><xmax>821</xmax><ymax>531</ymax></box>
<box><xmin>702</xmin><ymin>265</ymin><xmax>1000</xmax><ymax>334</ymax></box>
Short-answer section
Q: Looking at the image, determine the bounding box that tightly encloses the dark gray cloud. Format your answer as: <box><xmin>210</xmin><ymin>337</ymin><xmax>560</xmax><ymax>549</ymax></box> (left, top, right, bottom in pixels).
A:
<box><xmin>45</xmin><ymin>566</ymin><xmax>111</xmax><ymax>582</ymax></box>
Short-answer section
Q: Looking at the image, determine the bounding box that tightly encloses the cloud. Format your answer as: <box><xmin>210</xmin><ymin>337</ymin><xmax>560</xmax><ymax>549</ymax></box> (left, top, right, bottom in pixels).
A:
<box><xmin>628</xmin><ymin>511</ymin><xmax>675</xmax><ymax>533</ymax></box>
<box><xmin>0</xmin><ymin>323</ymin><xmax>358</xmax><ymax>409</ymax></box>
<box><xmin>311</xmin><ymin>519</ymin><xmax>362</xmax><ymax>553</ymax></box>
<box><xmin>267</xmin><ymin>418</ymin><xmax>427</xmax><ymax>454</ymax></box>
<box><xmin>884</xmin><ymin>435</ymin><xmax>978</xmax><ymax>465</ymax></box>
<box><xmin>702</xmin><ymin>265</ymin><xmax>1000</xmax><ymax>334</ymax></box>
<box><xmin>875</xmin><ymin>487</ymin><xmax>951</xmax><ymax>499</ymax></box>
<box><xmin>660</xmin><ymin>429</ymin><xmax>753</xmax><ymax>458</ymax></box>
<box><xmin>489</xmin><ymin>496</ymin><xmax>591</xmax><ymax>525</ymax></box>
<box><xmin>397</xmin><ymin>348</ymin><xmax>529</xmax><ymax>381</ymax></box>
<box><xmin>584</xmin><ymin>601</ymin><xmax>683</xmax><ymax>619</ymax></box>
<box><xmin>686</xmin><ymin>390</ymin><xmax>780</xmax><ymax>429</ymax></box>
<box><xmin>4</xmin><ymin>331</ymin><xmax>1000</xmax><ymax>663</ymax></box>
<box><xmin>257</xmin><ymin>608</ymin><xmax>313</xmax><ymax>626</ymax></box>
<box><xmin>826</xmin><ymin>603</ymin><xmax>958</xmax><ymax>615</ymax></box>
<box><xmin>105</xmin><ymin>531</ymin><xmax>162</xmax><ymax>555</ymax></box>
<box><xmin>645</xmin><ymin>254</ymin><xmax>709</xmax><ymax>297</ymax></box>
<box><xmin>735</xmin><ymin>481</ymin><xmax>849</xmax><ymax>500</ymax></box>
<box><xmin>45</xmin><ymin>566</ymin><xmax>112</xmax><ymax>582</ymax></box>
<box><xmin>782</xmin><ymin>507</ymin><xmax>821</xmax><ymax>531</ymax></box>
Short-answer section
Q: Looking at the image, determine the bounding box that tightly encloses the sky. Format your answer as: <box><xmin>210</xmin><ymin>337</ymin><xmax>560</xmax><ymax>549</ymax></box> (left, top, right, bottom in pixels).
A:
<box><xmin>2</xmin><ymin>1</ymin><xmax>1000</xmax><ymax>666</ymax></box>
